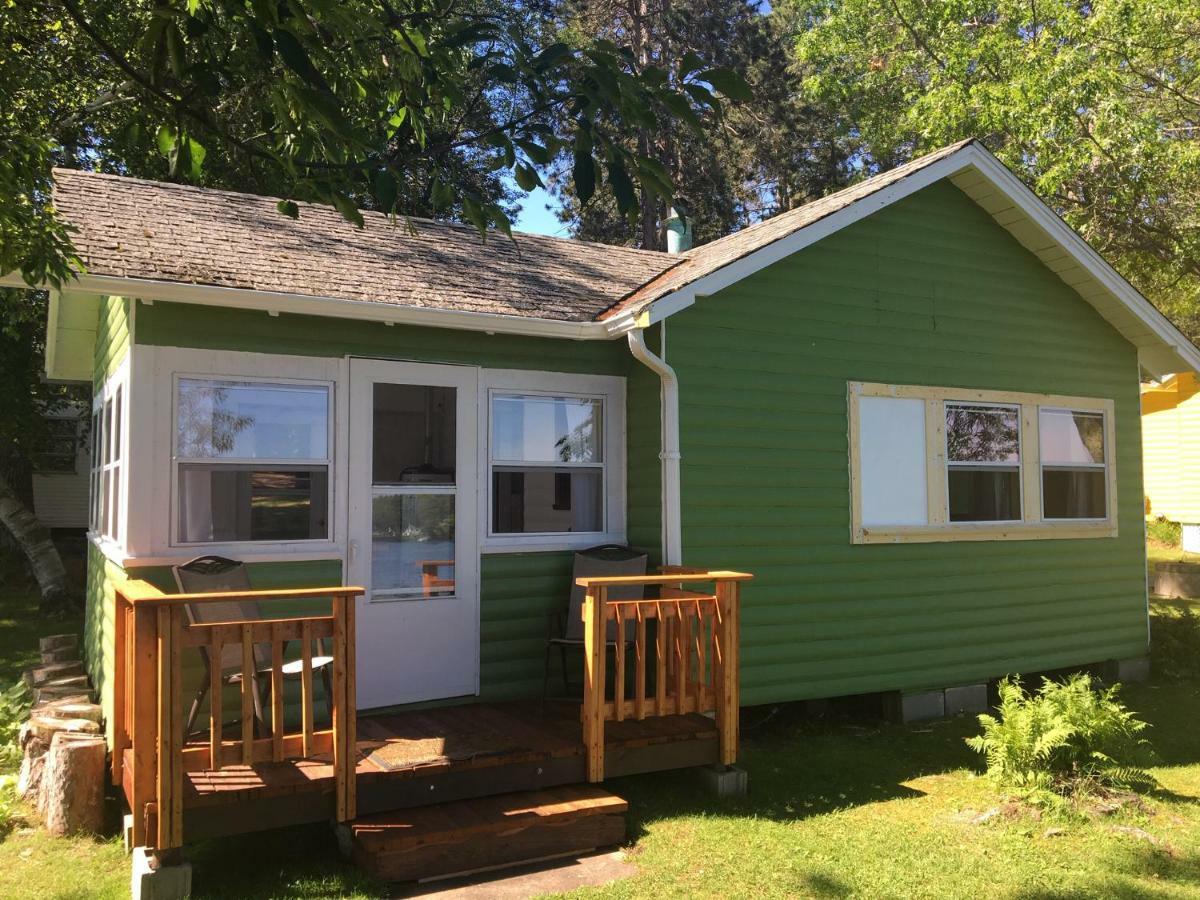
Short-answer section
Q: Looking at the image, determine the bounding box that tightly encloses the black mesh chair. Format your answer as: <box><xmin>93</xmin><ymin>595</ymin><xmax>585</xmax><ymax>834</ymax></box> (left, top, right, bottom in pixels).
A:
<box><xmin>543</xmin><ymin>544</ymin><xmax>648</xmax><ymax>699</ymax></box>
<box><xmin>172</xmin><ymin>555</ymin><xmax>335</xmax><ymax>737</ymax></box>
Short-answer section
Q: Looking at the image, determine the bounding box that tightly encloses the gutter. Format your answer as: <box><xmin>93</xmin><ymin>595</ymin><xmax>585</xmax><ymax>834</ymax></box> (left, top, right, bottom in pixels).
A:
<box><xmin>626</xmin><ymin>327</ymin><xmax>682</xmax><ymax>566</ymax></box>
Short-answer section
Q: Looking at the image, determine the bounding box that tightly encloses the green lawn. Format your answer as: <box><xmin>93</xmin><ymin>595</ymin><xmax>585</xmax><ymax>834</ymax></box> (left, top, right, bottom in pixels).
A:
<box><xmin>2</xmin><ymin>564</ymin><xmax>1200</xmax><ymax>898</ymax></box>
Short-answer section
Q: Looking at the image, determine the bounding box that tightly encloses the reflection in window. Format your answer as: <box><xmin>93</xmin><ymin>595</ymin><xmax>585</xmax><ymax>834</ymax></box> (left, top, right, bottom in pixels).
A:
<box><xmin>489</xmin><ymin>393</ymin><xmax>605</xmax><ymax>535</ymax></box>
<box><xmin>371</xmin><ymin>494</ymin><xmax>455</xmax><ymax>599</ymax></box>
<box><xmin>372</xmin><ymin>384</ymin><xmax>455</xmax><ymax>484</ymax></box>
<box><xmin>946</xmin><ymin>403</ymin><xmax>1021</xmax><ymax>522</ymax></box>
<box><xmin>178</xmin><ymin>465</ymin><xmax>328</xmax><ymax>542</ymax></box>
<box><xmin>492</xmin><ymin>468</ymin><xmax>603</xmax><ymax>534</ymax></box>
<box><xmin>176</xmin><ymin>379</ymin><xmax>328</xmax><ymax>459</ymax></box>
<box><xmin>175</xmin><ymin>377</ymin><xmax>331</xmax><ymax>543</ymax></box>
<box><xmin>1041</xmin><ymin>409</ymin><xmax>1107</xmax><ymax>519</ymax></box>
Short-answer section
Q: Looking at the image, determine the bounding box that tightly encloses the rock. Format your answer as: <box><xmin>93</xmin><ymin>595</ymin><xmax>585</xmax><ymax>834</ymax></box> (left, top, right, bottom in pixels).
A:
<box><xmin>17</xmin><ymin>749</ymin><xmax>46</xmax><ymax>800</ymax></box>
<box><xmin>33</xmin><ymin>700</ymin><xmax>103</xmax><ymax>724</ymax></box>
<box><xmin>1043</xmin><ymin>827</ymin><xmax>1067</xmax><ymax>838</ymax></box>
<box><xmin>39</xmin><ymin>634</ymin><xmax>79</xmax><ymax>654</ymax></box>
<box><xmin>26</xmin><ymin>715</ymin><xmax>101</xmax><ymax>743</ymax></box>
<box><xmin>33</xmin><ymin>676</ymin><xmax>92</xmax><ymax>704</ymax></box>
<box><xmin>39</xmin><ymin>732</ymin><xmax>107</xmax><ymax>836</ymax></box>
<box><xmin>40</xmin><ymin>648</ymin><xmax>79</xmax><ymax>665</ymax></box>
<box><xmin>24</xmin><ymin>662</ymin><xmax>84</xmax><ymax>687</ymax></box>
<box><xmin>971</xmin><ymin>808</ymin><xmax>1001</xmax><ymax>825</ymax></box>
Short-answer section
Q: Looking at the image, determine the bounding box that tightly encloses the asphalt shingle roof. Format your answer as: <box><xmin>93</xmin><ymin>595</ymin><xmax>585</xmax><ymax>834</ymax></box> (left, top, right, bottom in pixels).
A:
<box><xmin>51</xmin><ymin>169</ymin><xmax>677</xmax><ymax>322</ymax></box>
<box><xmin>50</xmin><ymin>141</ymin><xmax>977</xmax><ymax>323</ymax></box>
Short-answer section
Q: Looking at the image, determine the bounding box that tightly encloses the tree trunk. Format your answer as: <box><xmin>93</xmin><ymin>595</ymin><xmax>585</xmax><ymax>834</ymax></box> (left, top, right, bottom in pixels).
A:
<box><xmin>0</xmin><ymin>469</ymin><xmax>71</xmax><ymax>614</ymax></box>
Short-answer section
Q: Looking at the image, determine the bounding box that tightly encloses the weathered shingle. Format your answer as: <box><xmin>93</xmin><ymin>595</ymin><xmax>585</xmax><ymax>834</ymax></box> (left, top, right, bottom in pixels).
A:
<box><xmin>52</xmin><ymin>169</ymin><xmax>678</xmax><ymax>322</ymax></box>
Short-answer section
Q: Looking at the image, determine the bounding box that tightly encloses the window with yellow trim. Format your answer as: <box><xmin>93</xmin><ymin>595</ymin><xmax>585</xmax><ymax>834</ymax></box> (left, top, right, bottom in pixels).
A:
<box><xmin>848</xmin><ymin>382</ymin><xmax>1116</xmax><ymax>544</ymax></box>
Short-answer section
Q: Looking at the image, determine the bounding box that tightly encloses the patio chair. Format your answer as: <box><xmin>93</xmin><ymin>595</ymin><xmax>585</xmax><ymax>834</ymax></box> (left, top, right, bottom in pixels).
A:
<box><xmin>172</xmin><ymin>555</ymin><xmax>334</xmax><ymax>739</ymax></box>
<box><xmin>543</xmin><ymin>544</ymin><xmax>648</xmax><ymax>700</ymax></box>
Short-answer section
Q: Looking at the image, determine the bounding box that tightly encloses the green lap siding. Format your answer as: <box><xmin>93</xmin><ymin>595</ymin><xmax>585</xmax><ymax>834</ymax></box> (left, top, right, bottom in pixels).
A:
<box><xmin>669</xmin><ymin>180</ymin><xmax>1147</xmax><ymax>706</ymax></box>
<box><xmin>93</xmin><ymin>295</ymin><xmax>131</xmax><ymax>387</ymax></box>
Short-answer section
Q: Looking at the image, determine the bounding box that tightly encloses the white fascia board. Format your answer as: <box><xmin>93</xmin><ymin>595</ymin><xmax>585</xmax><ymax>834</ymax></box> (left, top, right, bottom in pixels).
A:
<box><xmin>636</xmin><ymin>152</ymin><xmax>975</xmax><ymax>322</ymax></box>
<box><xmin>22</xmin><ymin>273</ymin><xmax>615</xmax><ymax>342</ymax></box>
<box><xmin>631</xmin><ymin>143</ymin><xmax>1200</xmax><ymax>376</ymax></box>
<box><xmin>963</xmin><ymin>148</ymin><xmax>1200</xmax><ymax>376</ymax></box>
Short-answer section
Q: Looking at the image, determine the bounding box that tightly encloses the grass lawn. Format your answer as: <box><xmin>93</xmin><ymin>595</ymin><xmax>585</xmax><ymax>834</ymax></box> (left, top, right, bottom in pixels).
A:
<box><xmin>1147</xmin><ymin>541</ymin><xmax>1200</xmax><ymax>566</ymax></box>
<box><xmin>2</xmin><ymin>567</ymin><xmax>1200</xmax><ymax>898</ymax></box>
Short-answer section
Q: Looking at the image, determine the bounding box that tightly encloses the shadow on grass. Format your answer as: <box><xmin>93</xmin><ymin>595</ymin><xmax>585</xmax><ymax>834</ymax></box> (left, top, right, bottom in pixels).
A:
<box><xmin>188</xmin><ymin>823</ymin><xmax>381</xmax><ymax>900</ymax></box>
<box><xmin>1013</xmin><ymin>842</ymin><xmax>1200</xmax><ymax>900</ymax></box>
<box><xmin>614</xmin><ymin>698</ymin><xmax>981</xmax><ymax>842</ymax></box>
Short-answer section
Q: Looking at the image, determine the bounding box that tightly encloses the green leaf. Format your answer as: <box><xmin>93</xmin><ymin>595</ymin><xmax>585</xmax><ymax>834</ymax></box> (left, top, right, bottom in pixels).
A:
<box><xmin>331</xmin><ymin>192</ymin><xmax>364</xmax><ymax>228</ymax></box>
<box><xmin>606</xmin><ymin>155</ymin><xmax>635</xmax><ymax>216</ymax></box>
<box><xmin>696</xmin><ymin>67</ymin><xmax>752</xmax><ymax>101</ymax></box>
<box><xmin>185</xmin><ymin>136</ymin><xmax>205</xmax><ymax>179</ymax></box>
<box><xmin>573</xmin><ymin>141</ymin><xmax>595</xmax><ymax>203</ymax></box>
<box><xmin>462</xmin><ymin>195</ymin><xmax>487</xmax><ymax>236</ymax></box>
<box><xmin>533</xmin><ymin>42</ymin><xmax>571</xmax><ymax>71</ymax></box>
<box><xmin>166</xmin><ymin>24</ymin><xmax>187</xmax><ymax>78</ymax></box>
<box><xmin>431</xmin><ymin>176</ymin><xmax>453</xmax><ymax>209</ymax></box>
<box><xmin>679</xmin><ymin>51</ymin><xmax>705</xmax><ymax>78</ymax></box>
<box><xmin>273</xmin><ymin>28</ymin><xmax>330</xmax><ymax>92</ymax></box>
<box><xmin>515</xmin><ymin>139</ymin><xmax>552</xmax><ymax>165</ymax></box>
<box><xmin>374</xmin><ymin>170</ymin><xmax>398</xmax><ymax>214</ymax></box>
<box><xmin>156</xmin><ymin>124</ymin><xmax>177</xmax><ymax>157</ymax></box>
<box><xmin>277</xmin><ymin>199</ymin><xmax>300</xmax><ymax>219</ymax></box>
<box><xmin>513</xmin><ymin>163</ymin><xmax>542</xmax><ymax>192</ymax></box>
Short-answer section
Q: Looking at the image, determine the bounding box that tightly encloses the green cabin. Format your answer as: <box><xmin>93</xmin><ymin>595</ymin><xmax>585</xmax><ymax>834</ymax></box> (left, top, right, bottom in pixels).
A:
<box><xmin>20</xmin><ymin>140</ymin><xmax>1200</xmax><ymax>853</ymax></box>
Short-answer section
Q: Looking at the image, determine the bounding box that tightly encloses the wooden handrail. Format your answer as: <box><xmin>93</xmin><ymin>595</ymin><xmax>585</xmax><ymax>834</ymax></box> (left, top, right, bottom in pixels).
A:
<box><xmin>580</xmin><ymin>568</ymin><xmax>750</xmax><ymax>782</ymax></box>
<box><xmin>112</xmin><ymin>578</ymin><xmax>361</xmax><ymax>851</ymax></box>
<box><xmin>576</xmin><ymin>570</ymin><xmax>753</xmax><ymax>587</ymax></box>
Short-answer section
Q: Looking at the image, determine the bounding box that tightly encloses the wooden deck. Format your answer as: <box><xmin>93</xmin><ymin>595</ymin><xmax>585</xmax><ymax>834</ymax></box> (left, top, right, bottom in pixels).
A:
<box><xmin>123</xmin><ymin>700</ymin><xmax>719</xmax><ymax>842</ymax></box>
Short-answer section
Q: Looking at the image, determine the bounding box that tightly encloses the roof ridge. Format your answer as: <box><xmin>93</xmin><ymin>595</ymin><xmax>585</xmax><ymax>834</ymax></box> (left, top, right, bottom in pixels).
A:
<box><xmin>49</xmin><ymin>166</ymin><xmax>670</xmax><ymax>260</ymax></box>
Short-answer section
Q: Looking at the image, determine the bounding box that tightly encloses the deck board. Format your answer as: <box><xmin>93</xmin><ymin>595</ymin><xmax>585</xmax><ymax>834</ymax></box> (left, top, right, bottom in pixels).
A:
<box><xmin>177</xmin><ymin>700</ymin><xmax>714</xmax><ymax>810</ymax></box>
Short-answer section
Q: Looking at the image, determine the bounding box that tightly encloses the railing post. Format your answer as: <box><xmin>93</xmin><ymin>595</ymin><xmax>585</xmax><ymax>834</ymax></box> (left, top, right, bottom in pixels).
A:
<box><xmin>715</xmin><ymin>578</ymin><xmax>740</xmax><ymax>766</ymax></box>
<box><xmin>130</xmin><ymin>599</ymin><xmax>159</xmax><ymax>848</ymax></box>
<box><xmin>112</xmin><ymin>592</ymin><xmax>129</xmax><ymax>787</ymax></box>
<box><xmin>333</xmin><ymin>591</ymin><xmax>357</xmax><ymax>822</ymax></box>
<box><xmin>155</xmin><ymin>605</ymin><xmax>184</xmax><ymax>849</ymax></box>
<box><xmin>582</xmin><ymin>584</ymin><xmax>607</xmax><ymax>783</ymax></box>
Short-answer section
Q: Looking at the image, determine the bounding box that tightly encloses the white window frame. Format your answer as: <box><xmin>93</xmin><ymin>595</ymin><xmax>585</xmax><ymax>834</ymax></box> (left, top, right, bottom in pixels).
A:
<box><xmin>89</xmin><ymin>358</ymin><xmax>130</xmax><ymax>554</ymax></box>
<box><xmin>1039</xmin><ymin>407</ymin><xmax>1111</xmax><ymax>522</ymax></box>
<box><xmin>943</xmin><ymin>400</ymin><xmax>1024</xmax><ymax>525</ymax></box>
<box><xmin>848</xmin><ymin>381</ymin><xmax>1117</xmax><ymax>544</ymax></box>
<box><xmin>480</xmin><ymin>369</ymin><xmax>626</xmax><ymax>553</ymax></box>
<box><xmin>170</xmin><ymin>372</ymin><xmax>336</xmax><ymax>548</ymax></box>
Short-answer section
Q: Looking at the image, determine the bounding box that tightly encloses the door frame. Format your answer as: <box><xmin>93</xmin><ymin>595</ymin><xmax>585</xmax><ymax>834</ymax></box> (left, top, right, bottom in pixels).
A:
<box><xmin>346</xmin><ymin>357</ymin><xmax>481</xmax><ymax>708</ymax></box>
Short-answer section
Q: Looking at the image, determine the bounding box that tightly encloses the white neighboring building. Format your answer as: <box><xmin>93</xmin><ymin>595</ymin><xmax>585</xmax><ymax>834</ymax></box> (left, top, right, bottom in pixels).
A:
<box><xmin>32</xmin><ymin>407</ymin><xmax>89</xmax><ymax>529</ymax></box>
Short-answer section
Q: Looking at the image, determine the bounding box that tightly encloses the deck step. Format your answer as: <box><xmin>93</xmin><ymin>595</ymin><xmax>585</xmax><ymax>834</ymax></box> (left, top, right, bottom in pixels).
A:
<box><xmin>348</xmin><ymin>785</ymin><xmax>628</xmax><ymax>882</ymax></box>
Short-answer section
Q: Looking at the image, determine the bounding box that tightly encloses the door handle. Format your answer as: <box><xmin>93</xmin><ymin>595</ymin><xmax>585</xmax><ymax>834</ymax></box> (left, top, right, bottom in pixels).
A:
<box><xmin>348</xmin><ymin>539</ymin><xmax>359</xmax><ymax>564</ymax></box>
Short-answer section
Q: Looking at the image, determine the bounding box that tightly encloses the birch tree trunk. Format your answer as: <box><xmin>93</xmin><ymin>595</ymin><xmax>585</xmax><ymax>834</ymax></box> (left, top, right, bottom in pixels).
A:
<box><xmin>0</xmin><ymin>470</ymin><xmax>70</xmax><ymax>613</ymax></box>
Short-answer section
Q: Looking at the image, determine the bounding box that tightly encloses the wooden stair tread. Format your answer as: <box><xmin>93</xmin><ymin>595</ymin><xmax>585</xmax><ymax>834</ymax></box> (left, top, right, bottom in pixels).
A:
<box><xmin>350</xmin><ymin>785</ymin><xmax>627</xmax><ymax>850</ymax></box>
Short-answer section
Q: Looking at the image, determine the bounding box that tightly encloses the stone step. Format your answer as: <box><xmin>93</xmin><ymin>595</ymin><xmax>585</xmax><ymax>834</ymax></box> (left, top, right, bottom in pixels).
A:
<box><xmin>41</xmin><ymin>648</ymin><xmax>79</xmax><ymax>665</ymax></box>
<box><xmin>39</xmin><ymin>634</ymin><xmax>79</xmax><ymax>654</ymax></box>
<box><xmin>349</xmin><ymin>785</ymin><xmax>627</xmax><ymax>882</ymax></box>
<box><xmin>24</xmin><ymin>661</ymin><xmax>84</xmax><ymax>687</ymax></box>
<box><xmin>34</xmin><ymin>699</ymin><xmax>103</xmax><ymax>724</ymax></box>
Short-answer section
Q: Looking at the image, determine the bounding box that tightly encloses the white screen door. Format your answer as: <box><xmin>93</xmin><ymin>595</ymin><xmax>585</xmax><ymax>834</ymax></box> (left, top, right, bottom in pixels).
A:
<box><xmin>347</xmin><ymin>359</ymin><xmax>479</xmax><ymax>709</ymax></box>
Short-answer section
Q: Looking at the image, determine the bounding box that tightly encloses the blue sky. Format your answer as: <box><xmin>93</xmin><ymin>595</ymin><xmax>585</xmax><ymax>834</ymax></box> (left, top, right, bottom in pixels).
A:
<box><xmin>514</xmin><ymin>186</ymin><xmax>569</xmax><ymax>236</ymax></box>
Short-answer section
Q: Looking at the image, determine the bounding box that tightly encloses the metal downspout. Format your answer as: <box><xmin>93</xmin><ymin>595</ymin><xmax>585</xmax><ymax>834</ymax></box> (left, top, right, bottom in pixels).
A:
<box><xmin>627</xmin><ymin>327</ymin><xmax>682</xmax><ymax>566</ymax></box>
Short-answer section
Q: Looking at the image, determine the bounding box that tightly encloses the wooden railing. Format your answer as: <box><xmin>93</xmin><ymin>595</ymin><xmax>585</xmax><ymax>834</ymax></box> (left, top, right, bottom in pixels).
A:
<box><xmin>576</xmin><ymin>568</ymin><xmax>752</xmax><ymax>782</ymax></box>
<box><xmin>112</xmin><ymin>579</ymin><xmax>363</xmax><ymax>851</ymax></box>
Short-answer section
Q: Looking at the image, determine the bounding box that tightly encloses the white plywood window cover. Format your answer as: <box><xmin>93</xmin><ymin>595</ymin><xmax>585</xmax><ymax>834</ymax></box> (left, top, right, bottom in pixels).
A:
<box><xmin>859</xmin><ymin>396</ymin><xmax>928</xmax><ymax>526</ymax></box>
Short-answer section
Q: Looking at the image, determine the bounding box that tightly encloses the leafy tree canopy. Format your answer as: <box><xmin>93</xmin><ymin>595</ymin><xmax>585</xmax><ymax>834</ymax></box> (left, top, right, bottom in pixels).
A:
<box><xmin>0</xmin><ymin>0</ymin><xmax>745</xmax><ymax>286</ymax></box>
<box><xmin>793</xmin><ymin>0</ymin><xmax>1200</xmax><ymax>339</ymax></box>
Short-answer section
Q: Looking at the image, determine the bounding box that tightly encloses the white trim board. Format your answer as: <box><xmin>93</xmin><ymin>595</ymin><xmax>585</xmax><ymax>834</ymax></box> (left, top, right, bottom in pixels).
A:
<box><xmin>631</xmin><ymin>143</ymin><xmax>1200</xmax><ymax>378</ymax></box>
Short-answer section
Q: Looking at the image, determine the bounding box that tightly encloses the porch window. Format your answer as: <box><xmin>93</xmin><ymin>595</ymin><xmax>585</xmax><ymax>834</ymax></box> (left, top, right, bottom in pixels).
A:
<box><xmin>174</xmin><ymin>378</ymin><xmax>331</xmax><ymax>543</ymax></box>
<box><xmin>91</xmin><ymin>381</ymin><xmax>125</xmax><ymax>543</ymax></box>
<box><xmin>1040</xmin><ymin>409</ymin><xmax>1107</xmax><ymax>519</ymax></box>
<box><xmin>489</xmin><ymin>393</ymin><xmax>605</xmax><ymax>535</ymax></box>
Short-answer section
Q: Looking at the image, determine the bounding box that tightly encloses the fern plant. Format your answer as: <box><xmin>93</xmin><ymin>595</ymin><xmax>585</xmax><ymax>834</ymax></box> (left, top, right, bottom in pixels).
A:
<box><xmin>0</xmin><ymin>680</ymin><xmax>32</xmax><ymax>773</ymax></box>
<box><xmin>967</xmin><ymin>674</ymin><xmax>1156</xmax><ymax>804</ymax></box>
